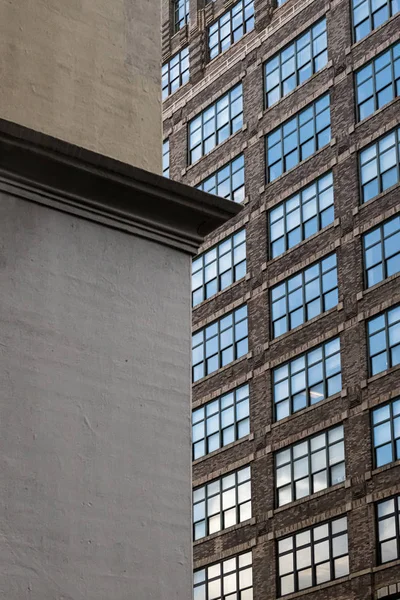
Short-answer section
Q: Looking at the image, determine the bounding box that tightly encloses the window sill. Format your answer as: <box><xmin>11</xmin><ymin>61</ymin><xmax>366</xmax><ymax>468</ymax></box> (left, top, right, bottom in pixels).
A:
<box><xmin>193</xmin><ymin>516</ymin><xmax>255</xmax><ymax>546</ymax></box>
<box><xmin>265</xmin><ymin>220</ymin><xmax>338</xmax><ymax>267</ymax></box>
<box><xmin>162</xmin><ymin>79</ymin><xmax>191</xmax><ymax>104</ymax></box>
<box><xmin>269</xmin><ymin>391</ymin><xmax>344</xmax><ymax>432</ymax></box>
<box><xmin>192</xmin><ymin>275</ymin><xmax>248</xmax><ymax>313</ymax></box>
<box><xmin>259</xmin><ymin>62</ymin><xmax>333</xmax><ymax>120</ymax></box>
<box><xmin>351</xmin><ymin>96</ymin><xmax>400</xmax><ymax>133</ymax></box>
<box><xmin>192</xmin><ymin>352</ymin><xmax>252</xmax><ymax>388</ymax></box>
<box><xmin>192</xmin><ymin>432</ymin><xmax>254</xmax><ymax>466</ymax></box>
<box><xmin>272</xmin><ymin>480</ymin><xmax>347</xmax><ymax>516</ymax></box>
<box><xmin>368</xmin><ymin>458</ymin><xmax>400</xmax><ymax>479</ymax></box>
<box><xmin>363</xmin><ymin>362</ymin><xmax>400</xmax><ymax>387</ymax></box>
<box><xmin>357</xmin><ymin>271</ymin><xmax>400</xmax><ymax>301</ymax></box>
<box><xmin>184</xmin><ymin>124</ymin><xmax>247</xmax><ymax>175</ymax></box>
<box><xmin>269</xmin><ymin>304</ymin><xmax>342</xmax><ymax>347</ymax></box>
<box><xmin>373</xmin><ymin>557</ymin><xmax>400</xmax><ymax>574</ymax></box>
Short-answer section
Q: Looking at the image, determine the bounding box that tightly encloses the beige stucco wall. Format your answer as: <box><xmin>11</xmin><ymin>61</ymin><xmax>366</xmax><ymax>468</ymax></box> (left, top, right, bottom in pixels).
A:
<box><xmin>0</xmin><ymin>0</ymin><xmax>162</xmax><ymax>173</ymax></box>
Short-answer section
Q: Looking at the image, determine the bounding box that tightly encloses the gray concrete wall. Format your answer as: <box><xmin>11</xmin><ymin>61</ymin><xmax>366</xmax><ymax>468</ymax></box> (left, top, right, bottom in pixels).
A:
<box><xmin>0</xmin><ymin>0</ymin><xmax>162</xmax><ymax>173</ymax></box>
<box><xmin>0</xmin><ymin>190</ymin><xmax>191</xmax><ymax>599</ymax></box>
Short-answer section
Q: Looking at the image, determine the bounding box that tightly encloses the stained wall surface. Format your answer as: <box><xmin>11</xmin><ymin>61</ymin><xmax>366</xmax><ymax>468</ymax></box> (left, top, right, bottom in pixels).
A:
<box><xmin>0</xmin><ymin>190</ymin><xmax>191</xmax><ymax>599</ymax></box>
<box><xmin>0</xmin><ymin>0</ymin><xmax>162</xmax><ymax>173</ymax></box>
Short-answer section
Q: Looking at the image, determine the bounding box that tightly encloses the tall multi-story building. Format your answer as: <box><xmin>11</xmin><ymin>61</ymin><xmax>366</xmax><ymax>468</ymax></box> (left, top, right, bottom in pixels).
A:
<box><xmin>0</xmin><ymin>1</ymin><xmax>240</xmax><ymax>598</ymax></box>
<box><xmin>162</xmin><ymin>0</ymin><xmax>400</xmax><ymax>598</ymax></box>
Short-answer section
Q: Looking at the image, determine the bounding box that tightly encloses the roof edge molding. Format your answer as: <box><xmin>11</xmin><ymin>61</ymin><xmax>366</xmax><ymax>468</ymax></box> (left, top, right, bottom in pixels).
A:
<box><xmin>0</xmin><ymin>119</ymin><xmax>242</xmax><ymax>254</ymax></box>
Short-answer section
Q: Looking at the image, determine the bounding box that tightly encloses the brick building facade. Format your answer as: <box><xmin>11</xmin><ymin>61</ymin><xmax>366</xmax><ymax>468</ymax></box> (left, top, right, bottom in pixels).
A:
<box><xmin>162</xmin><ymin>0</ymin><xmax>400</xmax><ymax>599</ymax></box>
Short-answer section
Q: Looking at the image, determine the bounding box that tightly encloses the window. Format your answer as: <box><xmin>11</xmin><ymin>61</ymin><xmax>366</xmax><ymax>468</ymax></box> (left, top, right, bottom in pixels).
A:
<box><xmin>208</xmin><ymin>0</ymin><xmax>254</xmax><ymax>60</ymax></box>
<box><xmin>360</xmin><ymin>127</ymin><xmax>400</xmax><ymax>202</ymax></box>
<box><xmin>277</xmin><ymin>516</ymin><xmax>349</xmax><ymax>596</ymax></box>
<box><xmin>273</xmin><ymin>337</ymin><xmax>341</xmax><ymax>421</ymax></box>
<box><xmin>163</xmin><ymin>139</ymin><xmax>170</xmax><ymax>178</ymax></box>
<box><xmin>192</xmin><ymin>305</ymin><xmax>248</xmax><ymax>382</ymax></box>
<box><xmin>192</xmin><ymin>384</ymin><xmax>250</xmax><ymax>460</ymax></box>
<box><xmin>270</xmin><ymin>253</ymin><xmax>338</xmax><ymax>339</ymax></box>
<box><xmin>174</xmin><ymin>0</ymin><xmax>189</xmax><ymax>32</ymax></box>
<box><xmin>264</xmin><ymin>19</ymin><xmax>327</xmax><ymax>107</ymax></box>
<box><xmin>277</xmin><ymin>0</ymin><xmax>288</xmax><ymax>4</ymax></box>
<box><xmin>192</xmin><ymin>229</ymin><xmax>246</xmax><ymax>307</ymax></box>
<box><xmin>269</xmin><ymin>171</ymin><xmax>334</xmax><ymax>258</ymax></box>
<box><xmin>363</xmin><ymin>214</ymin><xmax>400</xmax><ymax>287</ymax></box>
<box><xmin>162</xmin><ymin>47</ymin><xmax>190</xmax><ymax>100</ymax></box>
<box><xmin>372</xmin><ymin>398</ymin><xmax>400</xmax><ymax>467</ymax></box>
<box><xmin>189</xmin><ymin>84</ymin><xmax>243</xmax><ymax>164</ymax></box>
<box><xmin>197</xmin><ymin>154</ymin><xmax>245</xmax><ymax>203</ymax></box>
<box><xmin>355</xmin><ymin>42</ymin><xmax>400</xmax><ymax>121</ymax></box>
<box><xmin>275</xmin><ymin>425</ymin><xmax>345</xmax><ymax>507</ymax></box>
<box><xmin>193</xmin><ymin>466</ymin><xmax>252</xmax><ymax>540</ymax></box>
<box><xmin>352</xmin><ymin>0</ymin><xmax>400</xmax><ymax>42</ymax></box>
<box><xmin>367</xmin><ymin>304</ymin><xmax>400</xmax><ymax>375</ymax></box>
<box><xmin>194</xmin><ymin>552</ymin><xmax>253</xmax><ymax>600</ymax></box>
<box><xmin>266</xmin><ymin>94</ymin><xmax>331</xmax><ymax>182</ymax></box>
<box><xmin>377</xmin><ymin>494</ymin><xmax>400</xmax><ymax>564</ymax></box>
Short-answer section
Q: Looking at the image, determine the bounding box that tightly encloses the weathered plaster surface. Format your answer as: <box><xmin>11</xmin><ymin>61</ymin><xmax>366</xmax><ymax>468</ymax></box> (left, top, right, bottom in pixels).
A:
<box><xmin>0</xmin><ymin>191</ymin><xmax>191</xmax><ymax>598</ymax></box>
<box><xmin>0</xmin><ymin>0</ymin><xmax>162</xmax><ymax>173</ymax></box>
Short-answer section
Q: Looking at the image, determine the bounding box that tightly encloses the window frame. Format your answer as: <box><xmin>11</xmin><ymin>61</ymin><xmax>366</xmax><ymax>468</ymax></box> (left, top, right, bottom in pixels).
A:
<box><xmin>188</xmin><ymin>83</ymin><xmax>243</xmax><ymax>165</ymax></box>
<box><xmin>208</xmin><ymin>0</ymin><xmax>255</xmax><ymax>61</ymax></box>
<box><xmin>192</xmin><ymin>383</ymin><xmax>250</xmax><ymax>460</ymax></box>
<box><xmin>192</xmin><ymin>305</ymin><xmax>249</xmax><ymax>382</ymax></box>
<box><xmin>277</xmin><ymin>515</ymin><xmax>349</xmax><ymax>596</ymax></box>
<box><xmin>351</xmin><ymin>0</ymin><xmax>400</xmax><ymax>43</ymax></box>
<box><xmin>193</xmin><ymin>466</ymin><xmax>252</xmax><ymax>541</ymax></box>
<box><xmin>193</xmin><ymin>551</ymin><xmax>253</xmax><ymax>600</ymax></box>
<box><xmin>362</xmin><ymin>213</ymin><xmax>400</xmax><ymax>288</ymax></box>
<box><xmin>367</xmin><ymin>304</ymin><xmax>400</xmax><ymax>376</ymax></box>
<box><xmin>162</xmin><ymin>139</ymin><xmax>170</xmax><ymax>178</ymax></box>
<box><xmin>162</xmin><ymin>47</ymin><xmax>190</xmax><ymax>100</ymax></box>
<box><xmin>371</xmin><ymin>397</ymin><xmax>400</xmax><ymax>468</ymax></box>
<box><xmin>359</xmin><ymin>126</ymin><xmax>400</xmax><ymax>203</ymax></box>
<box><xmin>273</xmin><ymin>337</ymin><xmax>342</xmax><ymax>421</ymax></box>
<box><xmin>376</xmin><ymin>494</ymin><xmax>400</xmax><ymax>565</ymax></box>
<box><xmin>174</xmin><ymin>0</ymin><xmax>190</xmax><ymax>32</ymax></box>
<box><xmin>355</xmin><ymin>42</ymin><xmax>400</xmax><ymax>122</ymax></box>
<box><xmin>270</xmin><ymin>253</ymin><xmax>339</xmax><ymax>340</ymax></box>
<box><xmin>268</xmin><ymin>171</ymin><xmax>334</xmax><ymax>259</ymax></box>
<box><xmin>264</xmin><ymin>18</ymin><xmax>328</xmax><ymax>109</ymax></box>
<box><xmin>192</xmin><ymin>228</ymin><xmax>246</xmax><ymax>307</ymax></box>
<box><xmin>196</xmin><ymin>154</ymin><xmax>245</xmax><ymax>203</ymax></box>
<box><xmin>265</xmin><ymin>93</ymin><xmax>331</xmax><ymax>183</ymax></box>
<box><xmin>275</xmin><ymin>425</ymin><xmax>346</xmax><ymax>507</ymax></box>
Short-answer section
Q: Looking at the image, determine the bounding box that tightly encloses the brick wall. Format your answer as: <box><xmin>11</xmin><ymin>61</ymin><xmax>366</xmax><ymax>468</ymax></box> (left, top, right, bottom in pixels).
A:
<box><xmin>163</xmin><ymin>0</ymin><xmax>400</xmax><ymax>597</ymax></box>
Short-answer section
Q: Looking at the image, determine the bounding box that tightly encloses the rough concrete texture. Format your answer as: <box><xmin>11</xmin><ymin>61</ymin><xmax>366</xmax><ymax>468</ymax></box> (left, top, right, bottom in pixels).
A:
<box><xmin>0</xmin><ymin>191</ymin><xmax>192</xmax><ymax>598</ymax></box>
<box><xmin>0</xmin><ymin>0</ymin><xmax>162</xmax><ymax>173</ymax></box>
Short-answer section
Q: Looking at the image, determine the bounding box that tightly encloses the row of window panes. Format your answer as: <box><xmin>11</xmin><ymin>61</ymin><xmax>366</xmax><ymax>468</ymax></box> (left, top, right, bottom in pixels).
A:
<box><xmin>174</xmin><ymin>0</ymin><xmax>189</xmax><ymax>32</ymax></box>
<box><xmin>193</xmin><ymin>466</ymin><xmax>251</xmax><ymax>540</ymax></box>
<box><xmin>192</xmin><ymin>228</ymin><xmax>246</xmax><ymax>307</ymax></box>
<box><xmin>356</xmin><ymin>41</ymin><xmax>400</xmax><ymax>121</ymax></box>
<box><xmin>197</xmin><ymin>154</ymin><xmax>245</xmax><ymax>203</ymax></box>
<box><xmin>162</xmin><ymin>139</ymin><xmax>170</xmax><ymax>177</ymax></box>
<box><xmin>276</xmin><ymin>425</ymin><xmax>345</xmax><ymax>507</ymax></box>
<box><xmin>368</xmin><ymin>304</ymin><xmax>400</xmax><ymax>375</ymax></box>
<box><xmin>266</xmin><ymin>94</ymin><xmax>331</xmax><ymax>182</ymax></box>
<box><xmin>352</xmin><ymin>0</ymin><xmax>400</xmax><ymax>42</ymax></box>
<box><xmin>194</xmin><ymin>501</ymin><xmax>400</xmax><ymax>599</ymax></box>
<box><xmin>265</xmin><ymin>19</ymin><xmax>327</xmax><ymax>107</ymax></box>
<box><xmin>269</xmin><ymin>171</ymin><xmax>334</xmax><ymax>258</ymax></box>
<box><xmin>271</xmin><ymin>253</ymin><xmax>338</xmax><ymax>338</ymax></box>
<box><xmin>162</xmin><ymin>47</ymin><xmax>189</xmax><ymax>100</ymax></box>
<box><xmin>208</xmin><ymin>0</ymin><xmax>254</xmax><ymax>60</ymax></box>
<box><xmin>192</xmin><ymin>305</ymin><xmax>248</xmax><ymax>382</ymax></box>
<box><xmin>189</xmin><ymin>84</ymin><xmax>243</xmax><ymax>164</ymax></box>
<box><xmin>192</xmin><ymin>383</ymin><xmax>250</xmax><ymax>460</ymax></box>
<box><xmin>360</xmin><ymin>126</ymin><xmax>400</xmax><ymax>203</ymax></box>
<box><xmin>363</xmin><ymin>213</ymin><xmax>400</xmax><ymax>287</ymax></box>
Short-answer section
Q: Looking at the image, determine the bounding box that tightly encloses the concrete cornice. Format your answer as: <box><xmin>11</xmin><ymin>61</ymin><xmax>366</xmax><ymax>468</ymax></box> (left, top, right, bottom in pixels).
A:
<box><xmin>0</xmin><ymin>119</ymin><xmax>241</xmax><ymax>254</ymax></box>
